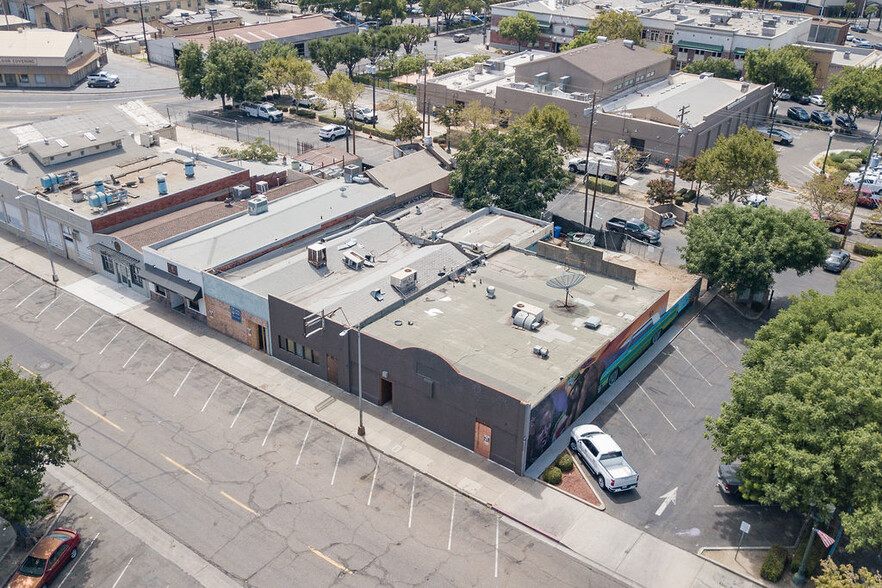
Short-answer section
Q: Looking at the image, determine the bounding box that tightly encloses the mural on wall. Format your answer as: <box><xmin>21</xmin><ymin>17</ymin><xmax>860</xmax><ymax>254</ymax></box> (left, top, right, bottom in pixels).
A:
<box><xmin>525</xmin><ymin>287</ymin><xmax>697</xmax><ymax>469</ymax></box>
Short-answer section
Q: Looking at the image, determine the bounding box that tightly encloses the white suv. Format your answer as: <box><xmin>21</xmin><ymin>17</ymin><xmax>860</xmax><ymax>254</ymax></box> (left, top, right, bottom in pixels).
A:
<box><xmin>349</xmin><ymin>106</ymin><xmax>377</xmax><ymax>124</ymax></box>
<box><xmin>318</xmin><ymin>124</ymin><xmax>348</xmax><ymax>140</ymax></box>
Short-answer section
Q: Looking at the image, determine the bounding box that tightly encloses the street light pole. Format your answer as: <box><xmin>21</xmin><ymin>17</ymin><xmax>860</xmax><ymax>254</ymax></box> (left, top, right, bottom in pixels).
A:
<box><xmin>366</xmin><ymin>62</ymin><xmax>377</xmax><ymax>129</ymax></box>
<box><xmin>208</xmin><ymin>8</ymin><xmax>217</xmax><ymax>40</ymax></box>
<box><xmin>582</xmin><ymin>92</ymin><xmax>597</xmax><ymax>231</ymax></box>
<box><xmin>137</xmin><ymin>0</ymin><xmax>151</xmax><ymax>64</ymax></box>
<box><xmin>671</xmin><ymin>104</ymin><xmax>690</xmax><ymax>191</ymax></box>
<box><xmin>822</xmin><ymin>130</ymin><xmax>835</xmax><ymax>173</ymax></box>
<box><xmin>17</xmin><ymin>194</ymin><xmax>58</xmax><ymax>284</ymax></box>
<box><xmin>339</xmin><ymin>322</ymin><xmax>365</xmax><ymax>437</ymax></box>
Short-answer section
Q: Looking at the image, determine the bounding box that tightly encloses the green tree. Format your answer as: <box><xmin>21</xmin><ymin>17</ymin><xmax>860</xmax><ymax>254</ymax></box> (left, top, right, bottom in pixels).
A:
<box><xmin>388</xmin><ymin>23</ymin><xmax>430</xmax><ymax>54</ymax></box>
<box><xmin>256</xmin><ymin>39</ymin><xmax>297</xmax><ymax>65</ymax></box>
<box><xmin>497</xmin><ymin>12</ymin><xmax>540</xmax><ymax>51</ymax></box>
<box><xmin>217</xmin><ymin>137</ymin><xmax>279</xmax><ymax>163</ymax></box>
<box><xmin>772</xmin><ymin>1</ymin><xmax>782</xmax><ymax>8</ymax></box>
<box><xmin>798</xmin><ymin>173</ymin><xmax>852</xmax><ymax>218</ymax></box>
<box><xmin>435</xmin><ymin>104</ymin><xmax>462</xmax><ymax>147</ymax></box>
<box><xmin>695</xmin><ymin>125</ymin><xmax>780</xmax><ymax>203</ymax></box>
<box><xmin>681</xmin><ymin>57</ymin><xmax>741</xmax><ymax>80</ymax></box>
<box><xmin>261</xmin><ymin>55</ymin><xmax>293</xmax><ymax>97</ymax></box>
<box><xmin>308</xmin><ymin>37</ymin><xmax>343</xmax><ymax>79</ymax></box>
<box><xmin>707</xmin><ymin>257</ymin><xmax>882</xmax><ymax>553</ymax></box>
<box><xmin>0</xmin><ymin>357</ymin><xmax>78</xmax><ymax>544</ymax></box>
<box><xmin>422</xmin><ymin>0</ymin><xmax>468</xmax><ymax>25</ymax></box>
<box><xmin>646</xmin><ymin>178</ymin><xmax>674</xmax><ymax>204</ymax></box>
<box><xmin>176</xmin><ymin>41</ymin><xmax>205</xmax><ymax>100</ymax></box>
<box><xmin>393</xmin><ymin>103</ymin><xmax>424</xmax><ymax>142</ymax></box>
<box><xmin>450</xmin><ymin>126</ymin><xmax>569</xmax><ymax>217</ymax></box>
<box><xmin>744</xmin><ymin>45</ymin><xmax>814</xmax><ymax>108</ymax></box>
<box><xmin>740</xmin><ymin>0</ymin><xmax>757</xmax><ymax>9</ymax></box>
<box><xmin>677</xmin><ymin>156</ymin><xmax>698</xmax><ymax>190</ymax></box>
<box><xmin>813</xmin><ymin>558</ymin><xmax>882</xmax><ymax>587</ymax></box>
<box><xmin>681</xmin><ymin>203</ymin><xmax>828</xmax><ymax>293</ymax></box>
<box><xmin>335</xmin><ymin>34</ymin><xmax>369</xmax><ymax>78</ymax></box>
<box><xmin>824</xmin><ymin>67</ymin><xmax>882</xmax><ymax>124</ymax></box>
<box><xmin>316</xmin><ymin>71</ymin><xmax>364</xmax><ymax>151</ymax></box>
<box><xmin>513</xmin><ymin>104</ymin><xmax>581</xmax><ymax>152</ymax></box>
<box><xmin>565</xmin><ymin>11</ymin><xmax>644</xmax><ymax>50</ymax></box>
<box><xmin>844</xmin><ymin>1</ymin><xmax>856</xmax><ymax>19</ymax></box>
<box><xmin>364</xmin><ymin>0</ymin><xmax>406</xmax><ymax>24</ymax></box>
<box><xmin>202</xmin><ymin>39</ymin><xmax>263</xmax><ymax>108</ymax></box>
<box><xmin>254</xmin><ymin>0</ymin><xmax>278</xmax><ymax>9</ymax></box>
<box><xmin>298</xmin><ymin>0</ymin><xmax>356</xmax><ymax>14</ymax></box>
<box><xmin>459</xmin><ymin>100</ymin><xmax>494</xmax><ymax>129</ymax></box>
<box><xmin>287</xmin><ymin>56</ymin><xmax>318</xmax><ymax>109</ymax></box>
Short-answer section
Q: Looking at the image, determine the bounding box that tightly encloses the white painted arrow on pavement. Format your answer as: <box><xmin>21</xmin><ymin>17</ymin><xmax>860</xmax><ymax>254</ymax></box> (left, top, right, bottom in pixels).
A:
<box><xmin>655</xmin><ymin>487</ymin><xmax>678</xmax><ymax>516</ymax></box>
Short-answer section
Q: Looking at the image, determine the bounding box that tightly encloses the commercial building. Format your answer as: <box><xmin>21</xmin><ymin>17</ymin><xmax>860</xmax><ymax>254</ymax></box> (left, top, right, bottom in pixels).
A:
<box><xmin>32</xmin><ymin>0</ymin><xmax>204</xmax><ymax>33</ymax></box>
<box><xmin>0</xmin><ymin>29</ymin><xmax>102</xmax><ymax>88</ymax></box>
<box><xmin>421</xmin><ymin>40</ymin><xmax>773</xmax><ymax>160</ymax></box>
<box><xmin>156</xmin><ymin>8</ymin><xmax>241</xmax><ymax>37</ymax></box>
<box><xmin>147</xmin><ymin>14</ymin><xmax>355</xmax><ymax>68</ymax></box>
<box><xmin>800</xmin><ymin>40</ymin><xmax>882</xmax><ymax>88</ymax></box>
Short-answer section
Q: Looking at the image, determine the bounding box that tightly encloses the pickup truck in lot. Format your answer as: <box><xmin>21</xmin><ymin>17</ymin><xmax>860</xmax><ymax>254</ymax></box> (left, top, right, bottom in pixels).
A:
<box><xmin>605</xmin><ymin>217</ymin><xmax>661</xmax><ymax>245</ymax></box>
<box><xmin>86</xmin><ymin>71</ymin><xmax>119</xmax><ymax>87</ymax></box>
<box><xmin>568</xmin><ymin>156</ymin><xmax>618</xmax><ymax>180</ymax></box>
<box><xmin>570</xmin><ymin>425</ymin><xmax>639</xmax><ymax>492</ymax></box>
<box><xmin>240</xmin><ymin>101</ymin><xmax>283</xmax><ymax>122</ymax></box>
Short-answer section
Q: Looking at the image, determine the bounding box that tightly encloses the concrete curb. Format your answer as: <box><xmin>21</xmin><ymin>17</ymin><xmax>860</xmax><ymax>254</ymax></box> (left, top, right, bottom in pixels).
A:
<box><xmin>696</xmin><ymin>548</ymin><xmax>766</xmax><ymax>587</ymax></box>
<box><xmin>535</xmin><ymin>457</ymin><xmax>606</xmax><ymax>512</ymax></box>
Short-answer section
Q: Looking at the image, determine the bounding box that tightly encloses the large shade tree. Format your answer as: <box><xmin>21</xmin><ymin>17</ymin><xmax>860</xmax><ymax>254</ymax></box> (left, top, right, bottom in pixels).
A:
<box><xmin>708</xmin><ymin>256</ymin><xmax>882</xmax><ymax>553</ymax></box>
<box><xmin>695</xmin><ymin>125</ymin><xmax>780</xmax><ymax>204</ymax></box>
<box><xmin>513</xmin><ymin>104</ymin><xmax>581</xmax><ymax>152</ymax></box>
<box><xmin>202</xmin><ymin>39</ymin><xmax>265</xmax><ymax>107</ymax></box>
<box><xmin>744</xmin><ymin>45</ymin><xmax>814</xmax><ymax>109</ymax></box>
<box><xmin>0</xmin><ymin>358</ymin><xmax>78</xmax><ymax>545</ymax></box>
<box><xmin>824</xmin><ymin>66</ymin><xmax>882</xmax><ymax>124</ymax></box>
<box><xmin>565</xmin><ymin>11</ymin><xmax>644</xmax><ymax>49</ymax></box>
<box><xmin>450</xmin><ymin>125</ymin><xmax>569</xmax><ymax>217</ymax></box>
<box><xmin>497</xmin><ymin>12</ymin><xmax>540</xmax><ymax>50</ymax></box>
<box><xmin>680</xmin><ymin>203</ymin><xmax>828</xmax><ymax>294</ymax></box>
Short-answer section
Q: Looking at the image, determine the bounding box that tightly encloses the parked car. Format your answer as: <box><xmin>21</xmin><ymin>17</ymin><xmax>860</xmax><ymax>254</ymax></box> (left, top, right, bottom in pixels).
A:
<box><xmin>793</xmin><ymin>95</ymin><xmax>811</xmax><ymax>105</ymax></box>
<box><xmin>87</xmin><ymin>77</ymin><xmax>118</xmax><ymax>88</ymax></box>
<box><xmin>874</xmin><ymin>43</ymin><xmax>882</xmax><ymax>51</ymax></box>
<box><xmin>852</xmin><ymin>36</ymin><xmax>868</xmax><ymax>44</ymax></box>
<box><xmin>296</xmin><ymin>92</ymin><xmax>325</xmax><ymax>109</ymax></box>
<box><xmin>857</xmin><ymin>190</ymin><xmax>880</xmax><ymax>208</ymax></box>
<box><xmin>453</xmin><ymin>33</ymin><xmax>469</xmax><ymax>43</ymax></box>
<box><xmin>347</xmin><ymin>105</ymin><xmax>377</xmax><ymax>123</ymax></box>
<box><xmin>86</xmin><ymin>71</ymin><xmax>119</xmax><ymax>84</ymax></box>
<box><xmin>846</xmin><ymin>33</ymin><xmax>855</xmax><ymax>42</ymax></box>
<box><xmin>239</xmin><ymin>101</ymin><xmax>283</xmax><ymax>122</ymax></box>
<box><xmin>318</xmin><ymin>124</ymin><xmax>348</xmax><ymax>140</ymax></box>
<box><xmin>570</xmin><ymin>424</ymin><xmax>639</xmax><ymax>493</ymax></box>
<box><xmin>824</xmin><ymin>249</ymin><xmax>851</xmax><ymax>273</ymax></box>
<box><xmin>8</xmin><ymin>528</ymin><xmax>81</xmax><ymax>588</ymax></box>
<box><xmin>746</xmin><ymin>194</ymin><xmax>768</xmax><ymax>207</ymax></box>
<box><xmin>717</xmin><ymin>464</ymin><xmax>742</xmax><ymax>495</ymax></box>
<box><xmin>568</xmin><ymin>156</ymin><xmax>619</xmax><ymax>180</ymax></box>
<box><xmin>775</xmin><ymin>90</ymin><xmax>791</xmax><ymax>101</ymax></box>
<box><xmin>809</xmin><ymin>95</ymin><xmax>826</xmax><ymax>107</ymax></box>
<box><xmin>814</xmin><ymin>212</ymin><xmax>850</xmax><ymax>234</ymax></box>
<box><xmin>836</xmin><ymin>115</ymin><xmax>858</xmax><ymax>130</ymax></box>
<box><xmin>855</xmin><ymin>42</ymin><xmax>875</xmax><ymax>49</ymax></box>
<box><xmin>811</xmin><ymin>110</ymin><xmax>832</xmax><ymax>125</ymax></box>
<box><xmin>756</xmin><ymin>127</ymin><xmax>794</xmax><ymax>145</ymax></box>
<box><xmin>605</xmin><ymin>217</ymin><xmax>661</xmax><ymax>244</ymax></box>
<box><xmin>787</xmin><ymin>106</ymin><xmax>810</xmax><ymax>122</ymax></box>
<box><xmin>845</xmin><ymin>171</ymin><xmax>882</xmax><ymax>193</ymax></box>
<box><xmin>851</xmin><ymin>24</ymin><xmax>868</xmax><ymax>32</ymax></box>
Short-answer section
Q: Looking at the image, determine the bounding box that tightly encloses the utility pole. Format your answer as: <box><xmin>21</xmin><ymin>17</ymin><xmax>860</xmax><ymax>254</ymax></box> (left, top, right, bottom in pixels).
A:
<box><xmin>671</xmin><ymin>104</ymin><xmax>690</xmax><ymax>191</ymax></box>
<box><xmin>582</xmin><ymin>92</ymin><xmax>598</xmax><ymax>231</ymax></box>
<box><xmin>138</xmin><ymin>0</ymin><xmax>152</xmax><ymax>64</ymax></box>
<box><xmin>843</xmin><ymin>111</ymin><xmax>882</xmax><ymax>250</ymax></box>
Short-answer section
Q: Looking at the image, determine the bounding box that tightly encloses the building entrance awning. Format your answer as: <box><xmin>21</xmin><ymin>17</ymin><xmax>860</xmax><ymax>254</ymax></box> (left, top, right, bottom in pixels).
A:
<box><xmin>678</xmin><ymin>41</ymin><xmax>724</xmax><ymax>53</ymax></box>
<box><xmin>142</xmin><ymin>263</ymin><xmax>202</xmax><ymax>300</ymax></box>
<box><xmin>89</xmin><ymin>243</ymin><xmax>139</xmax><ymax>265</ymax></box>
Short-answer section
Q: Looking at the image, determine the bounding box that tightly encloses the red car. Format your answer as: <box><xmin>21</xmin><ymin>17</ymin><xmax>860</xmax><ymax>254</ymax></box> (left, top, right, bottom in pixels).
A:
<box><xmin>814</xmin><ymin>213</ymin><xmax>850</xmax><ymax>234</ymax></box>
<box><xmin>857</xmin><ymin>190</ymin><xmax>880</xmax><ymax>209</ymax></box>
<box><xmin>7</xmin><ymin>528</ymin><xmax>81</xmax><ymax>588</ymax></box>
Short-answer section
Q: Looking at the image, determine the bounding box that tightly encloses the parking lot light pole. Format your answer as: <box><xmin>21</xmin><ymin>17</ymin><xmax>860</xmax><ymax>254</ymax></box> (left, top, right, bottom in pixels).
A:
<box><xmin>17</xmin><ymin>194</ymin><xmax>58</xmax><ymax>284</ymax></box>
<box><xmin>582</xmin><ymin>93</ymin><xmax>597</xmax><ymax>231</ymax></box>
<box><xmin>769</xmin><ymin>106</ymin><xmax>778</xmax><ymax>136</ymax></box>
<box><xmin>366</xmin><ymin>63</ymin><xmax>377</xmax><ymax>129</ymax></box>
<box><xmin>339</xmin><ymin>323</ymin><xmax>365</xmax><ymax>436</ymax></box>
<box><xmin>822</xmin><ymin>130</ymin><xmax>835</xmax><ymax>174</ymax></box>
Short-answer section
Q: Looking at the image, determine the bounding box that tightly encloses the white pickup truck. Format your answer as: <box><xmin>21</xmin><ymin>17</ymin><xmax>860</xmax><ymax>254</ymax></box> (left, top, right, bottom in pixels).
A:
<box><xmin>86</xmin><ymin>71</ymin><xmax>119</xmax><ymax>87</ymax></box>
<box><xmin>240</xmin><ymin>101</ymin><xmax>283</xmax><ymax>122</ymax></box>
<box><xmin>568</xmin><ymin>156</ymin><xmax>619</xmax><ymax>181</ymax></box>
<box><xmin>569</xmin><ymin>424</ymin><xmax>639</xmax><ymax>492</ymax></box>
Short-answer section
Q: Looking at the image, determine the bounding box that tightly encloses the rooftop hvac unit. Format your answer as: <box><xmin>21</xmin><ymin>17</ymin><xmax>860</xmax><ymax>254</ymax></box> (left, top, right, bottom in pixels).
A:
<box><xmin>255</xmin><ymin>180</ymin><xmax>268</xmax><ymax>194</ymax></box>
<box><xmin>532</xmin><ymin>345</ymin><xmax>549</xmax><ymax>358</ymax></box>
<box><xmin>511</xmin><ymin>301</ymin><xmax>544</xmax><ymax>324</ymax></box>
<box><xmin>247</xmin><ymin>195</ymin><xmax>268</xmax><ymax>215</ymax></box>
<box><xmin>139</xmin><ymin>132</ymin><xmax>157</xmax><ymax>147</ymax></box>
<box><xmin>558</xmin><ymin>75</ymin><xmax>570</xmax><ymax>91</ymax></box>
<box><xmin>307</xmin><ymin>243</ymin><xmax>327</xmax><ymax>268</ymax></box>
<box><xmin>343</xmin><ymin>250</ymin><xmax>365</xmax><ymax>269</ymax></box>
<box><xmin>231</xmin><ymin>184</ymin><xmax>250</xmax><ymax>200</ymax></box>
<box><xmin>514</xmin><ymin>311</ymin><xmax>541</xmax><ymax>331</ymax></box>
<box><xmin>343</xmin><ymin>164</ymin><xmax>360</xmax><ymax>183</ymax></box>
<box><xmin>390</xmin><ymin>267</ymin><xmax>417</xmax><ymax>292</ymax></box>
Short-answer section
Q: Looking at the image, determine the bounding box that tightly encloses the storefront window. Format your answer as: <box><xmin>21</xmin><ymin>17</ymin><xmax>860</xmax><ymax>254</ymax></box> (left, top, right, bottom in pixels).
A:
<box><xmin>35</xmin><ymin>75</ymin><xmax>45</xmax><ymax>84</ymax></box>
<box><xmin>18</xmin><ymin>74</ymin><xmax>28</xmax><ymax>84</ymax></box>
<box><xmin>101</xmin><ymin>253</ymin><xmax>114</xmax><ymax>274</ymax></box>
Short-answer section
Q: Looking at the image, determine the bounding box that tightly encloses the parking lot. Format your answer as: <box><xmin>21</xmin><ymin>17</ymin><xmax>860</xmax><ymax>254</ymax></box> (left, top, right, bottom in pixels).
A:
<box><xmin>0</xmin><ymin>260</ymin><xmax>626</xmax><ymax>587</ymax></box>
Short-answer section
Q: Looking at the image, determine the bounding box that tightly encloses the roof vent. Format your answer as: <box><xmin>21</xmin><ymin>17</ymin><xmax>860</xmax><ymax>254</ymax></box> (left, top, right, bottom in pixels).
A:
<box><xmin>584</xmin><ymin>316</ymin><xmax>602</xmax><ymax>329</ymax></box>
<box><xmin>596</xmin><ymin>35</ymin><xmax>608</xmax><ymax>42</ymax></box>
<box><xmin>532</xmin><ymin>345</ymin><xmax>549</xmax><ymax>359</ymax></box>
<box><xmin>486</xmin><ymin>285</ymin><xmax>496</xmax><ymax>299</ymax></box>
<box><xmin>623</xmin><ymin>39</ymin><xmax>634</xmax><ymax>49</ymax></box>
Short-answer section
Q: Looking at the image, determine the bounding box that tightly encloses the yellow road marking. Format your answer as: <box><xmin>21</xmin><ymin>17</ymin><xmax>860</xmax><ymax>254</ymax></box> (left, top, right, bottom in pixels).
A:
<box><xmin>73</xmin><ymin>399</ymin><xmax>124</xmax><ymax>432</ymax></box>
<box><xmin>161</xmin><ymin>454</ymin><xmax>205</xmax><ymax>483</ymax></box>
<box><xmin>219</xmin><ymin>491</ymin><xmax>258</xmax><ymax>516</ymax></box>
<box><xmin>308</xmin><ymin>547</ymin><xmax>353</xmax><ymax>574</ymax></box>
<box><xmin>18</xmin><ymin>364</ymin><xmax>37</xmax><ymax>377</ymax></box>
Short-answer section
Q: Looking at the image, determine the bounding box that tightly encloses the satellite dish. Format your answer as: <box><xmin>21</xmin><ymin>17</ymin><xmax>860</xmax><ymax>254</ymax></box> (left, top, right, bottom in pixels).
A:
<box><xmin>546</xmin><ymin>272</ymin><xmax>586</xmax><ymax>308</ymax></box>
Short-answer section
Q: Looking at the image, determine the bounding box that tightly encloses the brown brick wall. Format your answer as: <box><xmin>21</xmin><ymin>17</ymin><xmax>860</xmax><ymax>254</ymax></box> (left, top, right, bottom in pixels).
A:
<box><xmin>205</xmin><ymin>295</ymin><xmax>266</xmax><ymax>349</ymax></box>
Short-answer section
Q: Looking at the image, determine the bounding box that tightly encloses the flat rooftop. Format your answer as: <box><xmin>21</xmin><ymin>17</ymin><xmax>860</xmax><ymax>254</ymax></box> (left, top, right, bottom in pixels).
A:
<box><xmin>430</xmin><ymin>50</ymin><xmax>553</xmax><ymax>97</ymax></box>
<box><xmin>646</xmin><ymin>4</ymin><xmax>809</xmax><ymax>36</ymax></box>
<box><xmin>177</xmin><ymin>14</ymin><xmax>352</xmax><ymax>47</ymax></box>
<box><xmin>800</xmin><ymin>41</ymin><xmax>882</xmax><ymax>67</ymax></box>
<box><xmin>152</xmin><ymin>178</ymin><xmax>396</xmax><ymax>270</ymax></box>
<box><xmin>381</xmin><ymin>197</ymin><xmax>473</xmax><ymax>239</ymax></box>
<box><xmin>364</xmin><ymin>248</ymin><xmax>664</xmax><ymax>403</ymax></box>
<box><xmin>492</xmin><ymin>0</ymin><xmax>663</xmax><ymax>19</ymax></box>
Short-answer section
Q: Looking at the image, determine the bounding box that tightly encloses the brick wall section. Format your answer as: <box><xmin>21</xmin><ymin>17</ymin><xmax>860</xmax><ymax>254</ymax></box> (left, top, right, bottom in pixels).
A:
<box><xmin>204</xmin><ymin>294</ymin><xmax>266</xmax><ymax>349</ymax></box>
<box><xmin>90</xmin><ymin>170</ymin><xmax>250</xmax><ymax>233</ymax></box>
<box><xmin>537</xmin><ymin>240</ymin><xmax>637</xmax><ymax>282</ymax></box>
<box><xmin>249</xmin><ymin>170</ymin><xmax>287</xmax><ymax>193</ymax></box>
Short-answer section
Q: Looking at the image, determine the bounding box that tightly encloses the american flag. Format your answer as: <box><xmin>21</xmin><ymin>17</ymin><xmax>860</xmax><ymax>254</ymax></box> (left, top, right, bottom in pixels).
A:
<box><xmin>814</xmin><ymin>528</ymin><xmax>835</xmax><ymax>549</ymax></box>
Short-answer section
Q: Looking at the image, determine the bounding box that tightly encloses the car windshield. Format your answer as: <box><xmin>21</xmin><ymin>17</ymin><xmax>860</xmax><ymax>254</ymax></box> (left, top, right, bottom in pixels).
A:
<box><xmin>635</xmin><ymin>221</ymin><xmax>649</xmax><ymax>231</ymax></box>
<box><xmin>18</xmin><ymin>555</ymin><xmax>47</xmax><ymax>577</ymax></box>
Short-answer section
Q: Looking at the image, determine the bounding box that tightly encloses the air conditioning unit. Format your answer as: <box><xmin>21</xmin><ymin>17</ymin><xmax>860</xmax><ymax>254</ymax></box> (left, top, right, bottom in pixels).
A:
<box><xmin>247</xmin><ymin>195</ymin><xmax>267</xmax><ymax>215</ymax></box>
<box><xmin>307</xmin><ymin>243</ymin><xmax>327</xmax><ymax>268</ymax></box>
<box><xmin>231</xmin><ymin>184</ymin><xmax>250</xmax><ymax>200</ymax></box>
<box><xmin>390</xmin><ymin>267</ymin><xmax>417</xmax><ymax>292</ymax></box>
<box><xmin>256</xmin><ymin>180</ymin><xmax>268</xmax><ymax>194</ymax></box>
<box><xmin>511</xmin><ymin>301</ymin><xmax>544</xmax><ymax>324</ymax></box>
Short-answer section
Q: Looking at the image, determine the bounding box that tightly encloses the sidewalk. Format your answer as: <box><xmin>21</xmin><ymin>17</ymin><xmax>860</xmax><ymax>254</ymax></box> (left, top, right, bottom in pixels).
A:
<box><xmin>0</xmin><ymin>232</ymin><xmax>759</xmax><ymax>587</ymax></box>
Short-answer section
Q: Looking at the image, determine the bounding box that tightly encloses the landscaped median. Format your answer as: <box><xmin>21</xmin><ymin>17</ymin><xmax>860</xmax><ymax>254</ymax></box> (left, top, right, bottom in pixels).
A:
<box><xmin>540</xmin><ymin>450</ymin><xmax>604</xmax><ymax>509</ymax></box>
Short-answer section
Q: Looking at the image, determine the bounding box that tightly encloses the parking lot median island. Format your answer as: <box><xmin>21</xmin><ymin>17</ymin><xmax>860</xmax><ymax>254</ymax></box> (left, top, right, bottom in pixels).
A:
<box><xmin>542</xmin><ymin>450</ymin><xmax>604</xmax><ymax>509</ymax></box>
<box><xmin>699</xmin><ymin>547</ymin><xmax>780</xmax><ymax>587</ymax></box>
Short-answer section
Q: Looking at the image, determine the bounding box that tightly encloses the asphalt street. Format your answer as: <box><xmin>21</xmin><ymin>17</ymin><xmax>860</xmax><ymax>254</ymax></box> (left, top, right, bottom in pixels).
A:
<box><xmin>0</xmin><ymin>260</ymin><xmax>627</xmax><ymax>587</ymax></box>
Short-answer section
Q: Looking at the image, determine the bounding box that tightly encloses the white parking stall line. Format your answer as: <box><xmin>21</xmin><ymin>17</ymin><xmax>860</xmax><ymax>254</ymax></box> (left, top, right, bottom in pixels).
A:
<box><xmin>122</xmin><ymin>340</ymin><xmax>146</xmax><ymax>368</ymax></box>
<box><xmin>15</xmin><ymin>285</ymin><xmax>42</xmax><ymax>308</ymax></box>
<box><xmin>201</xmin><ymin>376</ymin><xmax>223</xmax><ymax>412</ymax></box>
<box><xmin>34</xmin><ymin>296</ymin><xmax>59</xmax><ymax>319</ymax></box>
<box><xmin>616</xmin><ymin>403</ymin><xmax>656</xmax><ymax>456</ymax></box>
<box><xmin>1</xmin><ymin>276</ymin><xmax>25</xmax><ymax>292</ymax></box>
<box><xmin>657</xmin><ymin>365</ymin><xmax>695</xmax><ymax>408</ymax></box>
<box><xmin>408</xmin><ymin>472</ymin><xmax>416</xmax><ymax>528</ymax></box>
<box><xmin>99</xmin><ymin>326</ymin><xmax>125</xmax><ymax>355</ymax></box>
<box><xmin>638</xmin><ymin>383</ymin><xmax>677</xmax><ymax>431</ymax></box>
<box><xmin>230</xmin><ymin>390</ymin><xmax>252</xmax><ymax>428</ymax></box>
<box><xmin>57</xmin><ymin>532</ymin><xmax>99</xmax><ymax>587</ymax></box>
<box><xmin>76</xmin><ymin>316</ymin><xmax>102</xmax><ymax>343</ymax></box>
<box><xmin>701</xmin><ymin>314</ymin><xmax>743</xmax><ymax>351</ymax></box>
<box><xmin>262</xmin><ymin>406</ymin><xmax>280</xmax><ymax>447</ymax></box>
<box><xmin>673</xmin><ymin>345</ymin><xmax>712</xmax><ymax>386</ymax></box>
<box><xmin>494</xmin><ymin>516</ymin><xmax>500</xmax><ymax>578</ymax></box>
<box><xmin>54</xmin><ymin>304</ymin><xmax>82</xmax><ymax>331</ymax></box>
<box><xmin>331</xmin><ymin>437</ymin><xmax>345</xmax><ymax>485</ymax></box>
<box><xmin>296</xmin><ymin>421</ymin><xmax>312</xmax><ymax>466</ymax></box>
<box><xmin>367</xmin><ymin>455</ymin><xmax>381</xmax><ymax>506</ymax></box>
<box><xmin>174</xmin><ymin>363</ymin><xmax>195</xmax><ymax>397</ymax></box>
<box><xmin>110</xmin><ymin>557</ymin><xmax>134</xmax><ymax>588</ymax></box>
<box><xmin>146</xmin><ymin>352</ymin><xmax>171</xmax><ymax>382</ymax></box>
<box><xmin>447</xmin><ymin>493</ymin><xmax>456</xmax><ymax>551</ymax></box>
<box><xmin>688</xmin><ymin>328</ymin><xmax>728</xmax><ymax>368</ymax></box>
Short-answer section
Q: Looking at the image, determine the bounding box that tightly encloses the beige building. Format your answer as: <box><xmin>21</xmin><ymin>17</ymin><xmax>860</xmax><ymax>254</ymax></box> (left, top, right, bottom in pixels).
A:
<box><xmin>157</xmin><ymin>8</ymin><xmax>241</xmax><ymax>36</ymax></box>
<box><xmin>800</xmin><ymin>41</ymin><xmax>882</xmax><ymax>89</ymax></box>
<box><xmin>421</xmin><ymin>40</ymin><xmax>773</xmax><ymax>160</ymax></box>
<box><xmin>0</xmin><ymin>28</ymin><xmax>101</xmax><ymax>88</ymax></box>
<box><xmin>34</xmin><ymin>0</ymin><xmax>203</xmax><ymax>33</ymax></box>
